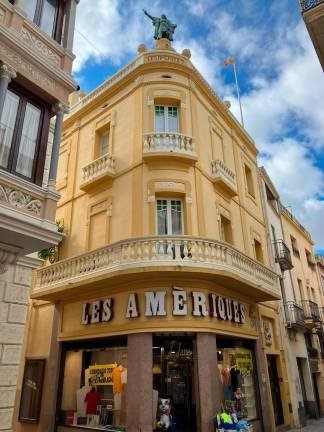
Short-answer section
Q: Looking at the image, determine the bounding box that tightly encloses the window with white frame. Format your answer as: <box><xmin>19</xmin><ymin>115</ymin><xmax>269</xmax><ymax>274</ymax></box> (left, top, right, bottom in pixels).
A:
<box><xmin>155</xmin><ymin>105</ymin><xmax>179</xmax><ymax>132</ymax></box>
<box><xmin>99</xmin><ymin>130</ymin><xmax>109</xmax><ymax>156</ymax></box>
<box><xmin>156</xmin><ymin>199</ymin><xmax>183</xmax><ymax>235</ymax></box>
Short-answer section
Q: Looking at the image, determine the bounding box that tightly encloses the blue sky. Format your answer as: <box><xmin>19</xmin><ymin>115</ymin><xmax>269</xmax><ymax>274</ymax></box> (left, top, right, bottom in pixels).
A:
<box><xmin>73</xmin><ymin>0</ymin><xmax>324</xmax><ymax>251</ymax></box>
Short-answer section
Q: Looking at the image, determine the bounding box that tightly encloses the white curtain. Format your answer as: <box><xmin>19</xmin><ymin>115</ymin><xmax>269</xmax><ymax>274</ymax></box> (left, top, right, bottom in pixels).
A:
<box><xmin>100</xmin><ymin>131</ymin><xmax>109</xmax><ymax>156</ymax></box>
<box><xmin>16</xmin><ymin>103</ymin><xmax>41</xmax><ymax>178</ymax></box>
<box><xmin>19</xmin><ymin>0</ymin><xmax>37</xmax><ymax>21</ymax></box>
<box><xmin>157</xmin><ymin>200</ymin><xmax>168</xmax><ymax>235</ymax></box>
<box><xmin>155</xmin><ymin>106</ymin><xmax>165</xmax><ymax>132</ymax></box>
<box><xmin>167</xmin><ymin>107</ymin><xmax>179</xmax><ymax>132</ymax></box>
<box><xmin>171</xmin><ymin>200</ymin><xmax>182</xmax><ymax>234</ymax></box>
<box><xmin>0</xmin><ymin>90</ymin><xmax>19</xmax><ymax>168</ymax></box>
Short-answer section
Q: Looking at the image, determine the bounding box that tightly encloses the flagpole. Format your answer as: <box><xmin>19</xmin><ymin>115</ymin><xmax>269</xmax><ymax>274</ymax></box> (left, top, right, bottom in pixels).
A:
<box><xmin>224</xmin><ymin>58</ymin><xmax>244</xmax><ymax>128</ymax></box>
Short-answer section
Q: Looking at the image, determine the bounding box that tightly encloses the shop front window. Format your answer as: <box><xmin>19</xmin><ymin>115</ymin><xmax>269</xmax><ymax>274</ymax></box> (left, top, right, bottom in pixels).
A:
<box><xmin>58</xmin><ymin>338</ymin><xmax>127</xmax><ymax>431</ymax></box>
<box><xmin>217</xmin><ymin>339</ymin><xmax>259</xmax><ymax>424</ymax></box>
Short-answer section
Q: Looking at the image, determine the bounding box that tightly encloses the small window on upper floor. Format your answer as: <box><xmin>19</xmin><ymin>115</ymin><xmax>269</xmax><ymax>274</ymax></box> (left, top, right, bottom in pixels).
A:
<box><xmin>155</xmin><ymin>105</ymin><xmax>179</xmax><ymax>133</ymax></box>
<box><xmin>254</xmin><ymin>239</ymin><xmax>263</xmax><ymax>263</ymax></box>
<box><xmin>19</xmin><ymin>0</ymin><xmax>64</xmax><ymax>42</ymax></box>
<box><xmin>244</xmin><ymin>164</ymin><xmax>255</xmax><ymax>197</ymax></box>
<box><xmin>220</xmin><ymin>215</ymin><xmax>233</xmax><ymax>245</ymax></box>
<box><xmin>305</xmin><ymin>249</ymin><xmax>315</xmax><ymax>271</ymax></box>
<box><xmin>156</xmin><ymin>198</ymin><xmax>183</xmax><ymax>235</ymax></box>
<box><xmin>290</xmin><ymin>235</ymin><xmax>300</xmax><ymax>258</ymax></box>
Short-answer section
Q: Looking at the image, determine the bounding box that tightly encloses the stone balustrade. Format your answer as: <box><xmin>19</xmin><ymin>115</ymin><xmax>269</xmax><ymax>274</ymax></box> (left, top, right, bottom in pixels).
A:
<box><xmin>33</xmin><ymin>236</ymin><xmax>279</xmax><ymax>298</ymax></box>
<box><xmin>80</xmin><ymin>153</ymin><xmax>115</xmax><ymax>190</ymax></box>
<box><xmin>211</xmin><ymin>159</ymin><xmax>237</xmax><ymax>195</ymax></box>
<box><xmin>143</xmin><ymin>132</ymin><xmax>196</xmax><ymax>156</ymax></box>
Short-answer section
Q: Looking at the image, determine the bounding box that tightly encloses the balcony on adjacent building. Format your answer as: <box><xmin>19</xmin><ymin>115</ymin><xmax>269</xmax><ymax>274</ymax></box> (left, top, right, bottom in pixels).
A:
<box><xmin>283</xmin><ymin>301</ymin><xmax>306</xmax><ymax>330</ymax></box>
<box><xmin>143</xmin><ymin>132</ymin><xmax>197</xmax><ymax>164</ymax></box>
<box><xmin>273</xmin><ymin>239</ymin><xmax>293</xmax><ymax>271</ymax></box>
<box><xmin>300</xmin><ymin>1</ymin><xmax>324</xmax><ymax>71</ymax></box>
<box><xmin>80</xmin><ymin>154</ymin><xmax>116</xmax><ymax>191</ymax></box>
<box><xmin>306</xmin><ymin>253</ymin><xmax>316</xmax><ymax>271</ymax></box>
<box><xmin>211</xmin><ymin>159</ymin><xmax>237</xmax><ymax>197</ymax></box>
<box><xmin>31</xmin><ymin>235</ymin><xmax>279</xmax><ymax>302</ymax></box>
<box><xmin>301</xmin><ymin>300</ymin><xmax>322</xmax><ymax>326</ymax></box>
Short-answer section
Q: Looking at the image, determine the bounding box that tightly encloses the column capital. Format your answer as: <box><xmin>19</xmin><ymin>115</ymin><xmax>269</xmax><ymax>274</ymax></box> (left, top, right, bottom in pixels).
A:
<box><xmin>0</xmin><ymin>62</ymin><xmax>17</xmax><ymax>81</ymax></box>
<box><xmin>52</xmin><ymin>102</ymin><xmax>69</xmax><ymax>116</ymax></box>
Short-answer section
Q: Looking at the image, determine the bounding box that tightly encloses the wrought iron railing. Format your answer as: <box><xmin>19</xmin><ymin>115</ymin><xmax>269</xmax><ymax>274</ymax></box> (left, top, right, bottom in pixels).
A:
<box><xmin>301</xmin><ymin>0</ymin><xmax>324</xmax><ymax>12</ymax></box>
<box><xmin>273</xmin><ymin>240</ymin><xmax>293</xmax><ymax>271</ymax></box>
<box><xmin>300</xmin><ymin>300</ymin><xmax>321</xmax><ymax>322</ymax></box>
<box><xmin>284</xmin><ymin>301</ymin><xmax>305</xmax><ymax>327</ymax></box>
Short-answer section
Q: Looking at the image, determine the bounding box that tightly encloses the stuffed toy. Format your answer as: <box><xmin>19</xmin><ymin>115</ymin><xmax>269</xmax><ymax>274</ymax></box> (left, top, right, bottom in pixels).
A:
<box><xmin>158</xmin><ymin>398</ymin><xmax>171</xmax><ymax>429</ymax></box>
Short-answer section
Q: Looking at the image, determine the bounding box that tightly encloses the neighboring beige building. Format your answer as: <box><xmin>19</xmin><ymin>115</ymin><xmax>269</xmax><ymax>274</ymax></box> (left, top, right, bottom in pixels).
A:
<box><xmin>279</xmin><ymin>203</ymin><xmax>324</xmax><ymax>417</ymax></box>
<box><xmin>259</xmin><ymin>167</ymin><xmax>323</xmax><ymax>427</ymax></box>
<box><xmin>13</xmin><ymin>36</ymin><xmax>299</xmax><ymax>432</ymax></box>
<box><xmin>0</xmin><ymin>1</ymin><xmax>79</xmax><ymax>431</ymax></box>
<box><xmin>300</xmin><ymin>0</ymin><xmax>324</xmax><ymax>70</ymax></box>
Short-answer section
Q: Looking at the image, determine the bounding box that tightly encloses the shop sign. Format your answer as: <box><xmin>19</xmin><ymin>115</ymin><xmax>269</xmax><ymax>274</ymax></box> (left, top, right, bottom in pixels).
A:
<box><xmin>88</xmin><ymin>363</ymin><xmax>116</xmax><ymax>386</ymax></box>
<box><xmin>234</xmin><ymin>349</ymin><xmax>253</xmax><ymax>374</ymax></box>
<box><xmin>81</xmin><ymin>288</ymin><xmax>245</xmax><ymax>325</ymax></box>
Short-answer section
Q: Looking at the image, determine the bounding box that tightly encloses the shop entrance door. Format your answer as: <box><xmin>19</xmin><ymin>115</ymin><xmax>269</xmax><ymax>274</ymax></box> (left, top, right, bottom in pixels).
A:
<box><xmin>267</xmin><ymin>355</ymin><xmax>284</xmax><ymax>426</ymax></box>
<box><xmin>153</xmin><ymin>336</ymin><xmax>197</xmax><ymax>432</ymax></box>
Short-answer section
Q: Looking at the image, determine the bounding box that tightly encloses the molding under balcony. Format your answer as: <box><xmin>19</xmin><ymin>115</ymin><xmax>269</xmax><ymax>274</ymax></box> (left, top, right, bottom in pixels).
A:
<box><xmin>211</xmin><ymin>159</ymin><xmax>237</xmax><ymax>197</ymax></box>
<box><xmin>32</xmin><ymin>235</ymin><xmax>280</xmax><ymax>302</ymax></box>
<box><xmin>0</xmin><ymin>169</ymin><xmax>62</xmax><ymax>255</ymax></box>
<box><xmin>143</xmin><ymin>132</ymin><xmax>197</xmax><ymax>165</ymax></box>
<box><xmin>80</xmin><ymin>154</ymin><xmax>116</xmax><ymax>191</ymax></box>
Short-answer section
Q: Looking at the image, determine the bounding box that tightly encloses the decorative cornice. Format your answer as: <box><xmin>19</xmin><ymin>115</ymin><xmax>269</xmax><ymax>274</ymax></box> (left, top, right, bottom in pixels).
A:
<box><xmin>0</xmin><ymin>61</ymin><xmax>17</xmax><ymax>81</ymax></box>
<box><xmin>20</xmin><ymin>27</ymin><xmax>61</xmax><ymax>67</ymax></box>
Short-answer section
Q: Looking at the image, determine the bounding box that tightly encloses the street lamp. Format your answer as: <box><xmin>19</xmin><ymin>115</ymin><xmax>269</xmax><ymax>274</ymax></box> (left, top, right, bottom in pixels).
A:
<box><xmin>224</xmin><ymin>57</ymin><xmax>244</xmax><ymax>128</ymax></box>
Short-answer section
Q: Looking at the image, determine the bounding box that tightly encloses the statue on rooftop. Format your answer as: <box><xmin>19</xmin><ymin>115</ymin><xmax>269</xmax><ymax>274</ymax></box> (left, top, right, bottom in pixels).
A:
<box><xmin>143</xmin><ymin>10</ymin><xmax>177</xmax><ymax>41</ymax></box>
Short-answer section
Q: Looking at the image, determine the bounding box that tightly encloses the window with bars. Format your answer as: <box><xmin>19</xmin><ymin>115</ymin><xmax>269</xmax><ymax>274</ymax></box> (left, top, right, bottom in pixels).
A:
<box><xmin>0</xmin><ymin>86</ymin><xmax>49</xmax><ymax>184</ymax></box>
<box><xmin>156</xmin><ymin>199</ymin><xmax>183</xmax><ymax>235</ymax></box>
<box><xmin>155</xmin><ymin>105</ymin><xmax>179</xmax><ymax>132</ymax></box>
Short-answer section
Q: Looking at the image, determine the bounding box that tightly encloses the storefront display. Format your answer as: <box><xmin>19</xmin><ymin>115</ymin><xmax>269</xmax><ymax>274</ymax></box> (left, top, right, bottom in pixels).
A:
<box><xmin>58</xmin><ymin>339</ymin><xmax>127</xmax><ymax>431</ymax></box>
<box><xmin>217</xmin><ymin>339</ymin><xmax>258</xmax><ymax>422</ymax></box>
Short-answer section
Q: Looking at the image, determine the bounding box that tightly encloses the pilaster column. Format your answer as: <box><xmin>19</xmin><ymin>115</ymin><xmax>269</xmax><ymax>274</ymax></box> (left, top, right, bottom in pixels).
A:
<box><xmin>0</xmin><ymin>62</ymin><xmax>16</xmax><ymax>118</ymax></box>
<box><xmin>48</xmin><ymin>102</ymin><xmax>69</xmax><ymax>190</ymax></box>
<box><xmin>196</xmin><ymin>333</ymin><xmax>220</xmax><ymax>432</ymax></box>
<box><xmin>63</xmin><ymin>0</ymin><xmax>80</xmax><ymax>51</ymax></box>
<box><xmin>127</xmin><ymin>333</ymin><xmax>152</xmax><ymax>432</ymax></box>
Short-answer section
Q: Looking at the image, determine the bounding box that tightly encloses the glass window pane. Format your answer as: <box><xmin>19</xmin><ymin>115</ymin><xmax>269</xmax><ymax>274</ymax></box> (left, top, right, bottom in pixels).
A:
<box><xmin>40</xmin><ymin>0</ymin><xmax>58</xmax><ymax>37</ymax></box>
<box><xmin>0</xmin><ymin>90</ymin><xmax>20</xmax><ymax>169</ymax></box>
<box><xmin>19</xmin><ymin>0</ymin><xmax>37</xmax><ymax>21</ymax></box>
<box><xmin>157</xmin><ymin>199</ymin><xmax>168</xmax><ymax>235</ymax></box>
<box><xmin>167</xmin><ymin>106</ymin><xmax>179</xmax><ymax>132</ymax></box>
<box><xmin>171</xmin><ymin>200</ymin><xmax>182</xmax><ymax>235</ymax></box>
<box><xmin>19</xmin><ymin>359</ymin><xmax>45</xmax><ymax>423</ymax></box>
<box><xmin>16</xmin><ymin>103</ymin><xmax>41</xmax><ymax>179</ymax></box>
<box><xmin>155</xmin><ymin>106</ymin><xmax>165</xmax><ymax>132</ymax></box>
<box><xmin>100</xmin><ymin>131</ymin><xmax>109</xmax><ymax>156</ymax></box>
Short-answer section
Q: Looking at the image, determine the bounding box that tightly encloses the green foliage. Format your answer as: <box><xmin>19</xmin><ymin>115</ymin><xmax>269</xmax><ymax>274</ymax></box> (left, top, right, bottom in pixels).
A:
<box><xmin>37</xmin><ymin>221</ymin><xmax>65</xmax><ymax>261</ymax></box>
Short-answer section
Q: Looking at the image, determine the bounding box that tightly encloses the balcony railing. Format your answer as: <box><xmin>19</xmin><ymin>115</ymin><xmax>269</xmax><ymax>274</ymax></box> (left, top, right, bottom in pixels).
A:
<box><xmin>283</xmin><ymin>301</ymin><xmax>305</xmax><ymax>329</ymax></box>
<box><xmin>80</xmin><ymin>153</ymin><xmax>115</xmax><ymax>191</ymax></box>
<box><xmin>301</xmin><ymin>300</ymin><xmax>322</xmax><ymax>323</ymax></box>
<box><xmin>273</xmin><ymin>240</ymin><xmax>293</xmax><ymax>271</ymax></box>
<box><xmin>143</xmin><ymin>132</ymin><xmax>197</xmax><ymax>163</ymax></box>
<box><xmin>211</xmin><ymin>159</ymin><xmax>237</xmax><ymax>196</ymax></box>
<box><xmin>33</xmin><ymin>235</ymin><xmax>279</xmax><ymax>299</ymax></box>
<box><xmin>301</xmin><ymin>0</ymin><xmax>324</xmax><ymax>12</ymax></box>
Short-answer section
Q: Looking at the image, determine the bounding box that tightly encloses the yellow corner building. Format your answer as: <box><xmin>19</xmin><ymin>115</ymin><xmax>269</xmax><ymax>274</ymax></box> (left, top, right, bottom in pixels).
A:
<box><xmin>13</xmin><ymin>37</ymin><xmax>295</xmax><ymax>432</ymax></box>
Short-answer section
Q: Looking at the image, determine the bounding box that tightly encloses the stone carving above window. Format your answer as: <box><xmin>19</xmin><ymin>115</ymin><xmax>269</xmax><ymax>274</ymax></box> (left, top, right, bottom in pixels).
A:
<box><xmin>20</xmin><ymin>27</ymin><xmax>61</xmax><ymax>67</ymax></box>
<box><xmin>0</xmin><ymin>183</ymin><xmax>43</xmax><ymax>216</ymax></box>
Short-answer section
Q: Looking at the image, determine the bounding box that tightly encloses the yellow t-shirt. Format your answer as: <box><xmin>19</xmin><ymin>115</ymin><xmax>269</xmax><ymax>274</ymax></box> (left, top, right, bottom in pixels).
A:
<box><xmin>113</xmin><ymin>366</ymin><xmax>123</xmax><ymax>394</ymax></box>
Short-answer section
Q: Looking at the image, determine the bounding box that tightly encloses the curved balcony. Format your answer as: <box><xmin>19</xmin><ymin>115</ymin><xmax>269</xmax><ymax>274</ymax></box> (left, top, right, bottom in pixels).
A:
<box><xmin>80</xmin><ymin>153</ymin><xmax>115</xmax><ymax>191</ymax></box>
<box><xmin>143</xmin><ymin>132</ymin><xmax>197</xmax><ymax>164</ymax></box>
<box><xmin>211</xmin><ymin>159</ymin><xmax>237</xmax><ymax>197</ymax></box>
<box><xmin>32</xmin><ymin>236</ymin><xmax>279</xmax><ymax>302</ymax></box>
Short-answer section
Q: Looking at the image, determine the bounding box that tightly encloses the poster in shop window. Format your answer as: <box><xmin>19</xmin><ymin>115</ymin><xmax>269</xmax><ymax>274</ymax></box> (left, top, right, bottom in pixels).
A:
<box><xmin>88</xmin><ymin>363</ymin><xmax>116</xmax><ymax>386</ymax></box>
<box><xmin>234</xmin><ymin>349</ymin><xmax>253</xmax><ymax>375</ymax></box>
